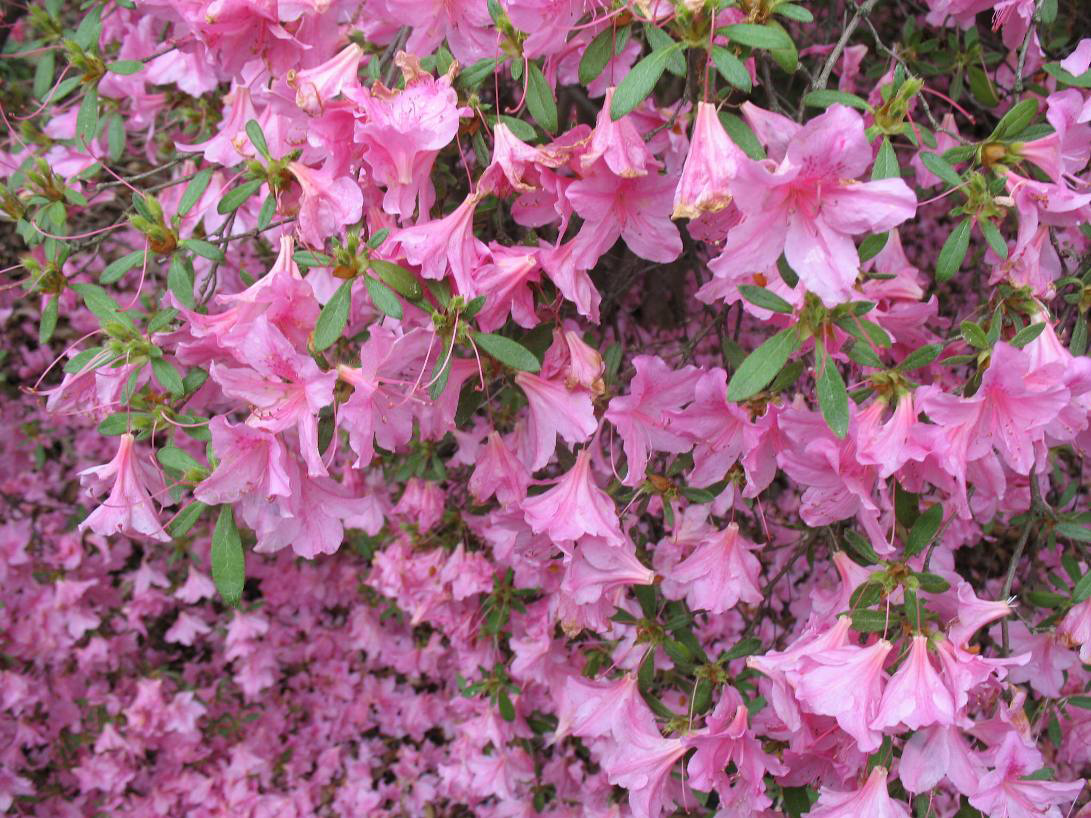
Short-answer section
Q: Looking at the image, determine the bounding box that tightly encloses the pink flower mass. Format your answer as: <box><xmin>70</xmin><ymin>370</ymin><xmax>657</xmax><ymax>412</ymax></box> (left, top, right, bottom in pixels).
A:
<box><xmin>3</xmin><ymin>2</ymin><xmax>1091</xmax><ymax>817</ymax></box>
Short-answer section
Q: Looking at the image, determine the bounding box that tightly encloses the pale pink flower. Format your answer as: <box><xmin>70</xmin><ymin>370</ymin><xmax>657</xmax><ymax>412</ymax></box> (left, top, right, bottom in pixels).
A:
<box><xmin>871</xmin><ymin>634</ymin><xmax>957</xmax><ymax>732</ymax></box>
<box><xmin>522</xmin><ymin>449</ymin><xmax>624</xmax><ymax>548</ymax></box>
<box><xmin>78</xmin><ymin>433</ymin><xmax>169</xmax><ymax>542</ymax></box>
<box><xmin>808</xmin><ymin>766</ymin><xmax>909</xmax><ymax>818</ymax></box>
<box><xmin>514</xmin><ymin>370</ymin><xmax>598</xmax><ymax>471</ymax></box>
<box><xmin>660</xmin><ymin>523</ymin><xmax>762</xmax><ymax>614</ymax></box>
<box><xmin>673</xmin><ymin>101</ymin><xmax>743</xmax><ymax>219</ymax></box>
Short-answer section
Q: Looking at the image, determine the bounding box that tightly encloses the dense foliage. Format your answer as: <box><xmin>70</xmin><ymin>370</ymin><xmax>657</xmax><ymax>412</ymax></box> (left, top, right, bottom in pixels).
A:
<box><xmin>3</xmin><ymin>0</ymin><xmax>1091</xmax><ymax>816</ymax></box>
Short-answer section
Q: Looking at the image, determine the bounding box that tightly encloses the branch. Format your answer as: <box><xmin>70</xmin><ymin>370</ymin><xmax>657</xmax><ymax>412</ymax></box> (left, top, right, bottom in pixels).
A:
<box><xmin>811</xmin><ymin>0</ymin><xmax>881</xmax><ymax>92</ymax></box>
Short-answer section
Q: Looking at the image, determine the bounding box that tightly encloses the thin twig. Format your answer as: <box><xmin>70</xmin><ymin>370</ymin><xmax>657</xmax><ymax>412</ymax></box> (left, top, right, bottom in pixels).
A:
<box><xmin>811</xmin><ymin>0</ymin><xmax>881</xmax><ymax>92</ymax></box>
<box><xmin>1001</xmin><ymin>471</ymin><xmax>1049</xmax><ymax>654</ymax></box>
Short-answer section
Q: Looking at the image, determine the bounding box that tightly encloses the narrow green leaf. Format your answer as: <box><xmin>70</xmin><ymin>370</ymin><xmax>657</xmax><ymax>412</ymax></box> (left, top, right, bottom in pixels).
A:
<box><xmin>936</xmin><ymin>219</ymin><xmax>971</xmax><ymax>282</ymax></box>
<box><xmin>365</xmin><ymin>275</ymin><xmax>403</xmax><ymax>319</ymax></box>
<box><xmin>151</xmin><ymin>357</ymin><xmax>184</xmax><ymax>397</ymax></box>
<box><xmin>1056</xmin><ymin>522</ymin><xmax>1091</xmax><ymax>543</ymax></box>
<box><xmin>33</xmin><ymin>50</ymin><xmax>55</xmax><ymax>100</ymax></box>
<box><xmin>472</xmin><ymin>331</ymin><xmax>541</xmax><ymax>372</ymax></box>
<box><xmin>989</xmin><ymin>98</ymin><xmax>1038</xmax><ymax>142</ymax></box>
<box><xmin>39</xmin><ymin>295</ymin><xmax>59</xmax><ymax>344</ymax></box>
<box><xmin>851</xmin><ymin>609</ymin><xmax>890</xmax><ymax>633</ymax></box>
<box><xmin>898</xmin><ymin>343</ymin><xmax>943</xmax><ymax>371</ymax></box>
<box><xmin>844</xmin><ymin>529</ymin><xmax>881</xmax><ymax>565</ymax></box>
<box><xmin>738</xmin><ymin>284</ymin><xmax>793</xmax><ymax>314</ymax></box>
<box><xmin>369</xmin><ymin>258</ymin><xmax>421</xmax><ymax>299</ymax></box>
<box><xmin>1009</xmin><ymin>322</ymin><xmax>1045</xmax><ymax>349</ymax></box>
<box><xmin>74</xmin><ymin>5</ymin><xmax>103</xmax><ymax>50</ymax></box>
<box><xmin>914</xmin><ymin>572</ymin><xmax>951</xmax><ymax>593</ymax></box>
<box><xmin>774</xmin><ymin>2</ymin><xmax>814</xmax><ymax>21</ymax></box>
<box><xmin>816</xmin><ymin>344</ymin><xmax>849</xmax><ymax>439</ymax></box>
<box><xmin>906</xmin><ymin>503</ymin><xmax>943</xmax><ymax>557</ymax></box>
<box><xmin>611</xmin><ymin>45</ymin><xmax>678</xmax><ymax>120</ymax></box>
<box><xmin>100</xmin><ymin>249</ymin><xmax>146</xmax><ymax>284</ymax></box>
<box><xmin>720</xmin><ymin>112</ymin><xmax>766</xmax><ymax>159</ymax></box>
<box><xmin>157</xmin><ymin>446</ymin><xmax>203</xmax><ymax>472</ymax></box>
<box><xmin>106</xmin><ymin>114</ymin><xmax>126</xmax><ymax>162</ymax></box>
<box><xmin>722</xmin><ymin>22</ymin><xmax>793</xmax><ymax>50</ymax></box>
<box><xmin>313</xmin><ymin>279</ymin><xmax>352</xmax><ymax>351</ymax></box>
<box><xmin>710</xmin><ymin>46</ymin><xmax>752</xmax><ymax>92</ymax></box>
<box><xmin>180</xmin><ymin>238</ymin><xmax>225</xmax><ymax>262</ymax></box>
<box><xmin>525</xmin><ymin>62</ymin><xmax>558</xmax><ymax>133</ymax></box>
<box><xmin>217</xmin><ymin>179</ymin><xmax>264</xmax><ymax>215</ymax></box>
<box><xmin>211</xmin><ymin>505</ymin><xmax>246</xmax><ymax>607</ymax></box>
<box><xmin>168</xmin><ymin>255</ymin><xmax>195</xmax><ymax>309</ymax></box>
<box><xmin>727</xmin><ymin>326</ymin><xmax>801</xmax><ymax>401</ymax></box>
<box><xmin>871</xmin><ymin>137</ymin><xmax>899</xmax><ymax>180</ymax></box>
<box><xmin>803</xmin><ymin>89</ymin><xmax>870</xmax><ymax>111</ymax></box>
<box><xmin>979</xmin><ymin>218</ymin><xmax>1008</xmax><ymax>259</ymax></box>
<box><xmin>76</xmin><ymin>84</ymin><xmax>100</xmax><ymax>144</ymax></box>
<box><xmin>168</xmin><ymin>501</ymin><xmax>206</xmax><ymax>537</ymax></box>
<box><xmin>497</xmin><ymin>689</ymin><xmax>516</xmax><ymax>721</ymax></box>
<box><xmin>178</xmin><ymin>168</ymin><xmax>213</xmax><ymax>217</ymax></box>
<box><xmin>644</xmin><ymin>24</ymin><xmax>685</xmax><ymax>77</ymax></box>
<box><xmin>920</xmin><ymin>151</ymin><xmax>963</xmax><ymax>188</ymax></box>
<box><xmin>257</xmin><ymin>193</ymin><xmax>275</xmax><ymax>230</ymax></box>
<box><xmin>961</xmin><ymin>320</ymin><xmax>989</xmax><ymax>350</ymax></box>
<box><xmin>107</xmin><ymin>60</ymin><xmax>144</xmax><ymax>75</ymax></box>
<box><xmin>859</xmin><ymin>232</ymin><xmax>889</xmax><ymax>262</ymax></box>
<box><xmin>245</xmin><ymin>119</ymin><xmax>270</xmax><ymax>160</ymax></box>
<box><xmin>579</xmin><ymin>27</ymin><xmax>615</xmax><ymax>85</ymax></box>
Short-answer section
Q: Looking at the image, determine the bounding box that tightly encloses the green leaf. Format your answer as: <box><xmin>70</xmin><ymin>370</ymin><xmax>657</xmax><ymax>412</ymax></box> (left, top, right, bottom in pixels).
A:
<box><xmin>365</xmin><ymin>275</ymin><xmax>403</xmax><ymax>319</ymax></box>
<box><xmin>98</xmin><ymin>413</ymin><xmax>129</xmax><ymax>436</ymax></box>
<box><xmin>76</xmin><ymin>84</ymin><xmax>100</xmax><ymax>145</ymax></box>
<box><xmin>844</xmin><ymin>529</ymin><xmax>881</xmax><ymax>565</ymax></box>
<box><xmin>74</xmin><ymin>5</ymin><xmax>103</xmax><ymax>49</ymax></box>
<box><xmin>871</xmin><ymin>137</ymin><xmax>899</xmax><ymax>180</ymax></box>
<box><xmin>69</xmin><ymin>282</ymin><xmax>133</xmax><ymax>329</ymax></box>
<box><xmin>898</xmin><ymin>343</ymin><xmax>943</xmax><ymax>371</ymax></box>
<box><xmin>244</xmin><ymin>118</ymin><xmax>269</xmax><ymax>159</ymax></box>
<box><xmin>151</xmin><ymin>357</ymin><xmax>184</xmax><ymax>397</ymax></box>
<box><xmin>472</xmin><ymin>331</ymin><xmax>541</xmax><ymax>372</ymax></box>
<box><xmin>525</xmin><ymin>62</ymin><xmax>558</xmax><ymax>133</ymax></box>
<box><xmin>168</xmin><ymin>501</ymin><xmax>206</xmax><ymax>537</ymax></box>
<box><xmin>737</xmin><ymin>284</ymin><xmax>793</xmax><ymax>314</ymax></box>
<box><xmin>848</xmin><ymin>340</ymin><xmax>884</xmax><ymax>368</ymax></box>
<box><xmin>369</xmin><ymin>258</ymin><xmax>421</xmax><ymax>299</ymax></box>
<box><xmin>774</xmin><ymin>2</ymin><xmax>814</xmax><ymax>21</ymax></box>
<box><xmin>1068</xmin><ymin>695</ymin><xmax>1091</xmax><ymax>710</ymax></box>
<box><xmin>859</xmin><ymin>232</ymin><xmax>889</xmax><ymax>262</ymax></box>
<box><xmin>100</xmin><ymin>251</ymin><xmax>146</xmax><ymax>285</ymax></box>
<box><xmin>727</xmin><ymin>327</ymin><xmax>801</xmax><ymax>401</ymax></box>
<box><xmin>1043</xmin><ymin>62</ymin><xmax>1091</xmax><ymax>89</ymax></box>
<box><xmin>851</xmin><ymin>609</ymin><xmax>890</xmax><ymax>633</ymax></box>
<box><xmin>168</xmin><ymin>255</ymin><xmax>195</xmax><ymax>309</ymax></box>
<box><xmin>490</xmin><ymin>115</ymin><xmax>537</xmax><ymax>142</ymax></box>
<box><xmin>1056</xmin><ymin>522</ymin><xmax>1091</xmax><ymax>543</ymax></box>
<box><xmin>816</xmin><ymin>344</ymin><xmax>849</xmax><ymax>439</ymax></box>
<box><xmin>107</xmin><ymin>60</ymin><xmax>144</xmax><ymax>75</ymax></box>
<box><xmin>180</xmin><ymin>238</ymin><xmax>225</xmax><ymax>262</ymax></box>
<box><xmin>989</xmin><ymin>98</ymin><xmax>1038</xmax><ymax>142</ymax></box>
<box><xmin>936</xmin><ymin>219</ymin><xmax>971</xmax><ymax>282</ymax></box>
<box><xmin>1009</xmin><ymin>322</ymin><xmax>1045</xmax><ymax>349</ymax></box>
<box><xmin>961</xmin><ymin>320</ymin><xmax>989</xmax><ymax>350</ymax></box>
<box><xmin>722</xmin><ymin>22</ymin><xmax>793</xmax><ymax>50</ymax></box>
<box><xmin>178</xmin><ymin>168</ymin><xmax>214</xmax><ymax>218</ymax></box>
<box><xmin>611</xmin><ymin>45</ymin><xmax>679</xmax><ymax>120</ymax></box>
<box><xmin>106</xmin><ymin>114</ymin><xmax>126</xmax><ymax>162</ymax></box>
<box><xmin>313</xmin><ymin>279</ymin><xmax>352</xmax><ymax>351</ymax></box>
<box><xmin>33</xmin><ymin>50</ymin><xmax>55</xmax><ymax>100</ymax></box>
<box><xmin>579</xmin><ymin>27</ymin><xmax>615</xmax><ymax>85</ymax></box>
<box><xmin>39</xmin><ymin>296</ymin><xmax>59</xmax><ymax>344</ymax></box>
<box><xmin>711</xmin><ymin>45</ymin><xmax>752</xmax><ymax>92</ymax></box>
<box><xmin>720</xmin><ymin>112</ymin><xmax>766</xmax><ymax>160</ymax></box>
<box><xmin>157</xmin><ymin>446</ymin><xmax>203</xmax><ymax>472</ymax></box>
<box><xmin>459</xmin><ymin>58</ymin><xmax>497</xmax><ymax>90</ymax></box>
<box><xmin>979</xmin><ymin>218</ymin><xmax>1008</xmax><ymax>259</ymax></box>
<box><xmin>803</xmin><ymin>89</ymin><xmax>870</xmax><ymax>111</ymax></box>
<box><xmin>217</xmin><ymin>179</ymin><xmax>264</xmax><ymax>215</ymax></box>
<box><xmin>497</xmin><ymin>689</ymin><xmax>516</xmax><ymax>721</ymax></box>
<box><xmin>920</xmin><ymin>151</ymin><xmax>963</xmax><ymax>188</ymax></box>
<box><xmin>644</xmin><ymin>24</ymin><xmax>685</xmax><ymax>77</ymax></box>
<box><xmin>905</xmin><ymin>503</ymin><xmax>943</xmax><ymax>558</ymax></box>
<box><xmin>211</xmin><ymin>505</ymin><xmax>246</xmax><ymax>607</ymax></box>
<box><xmin>914</xmin><ymin>572</ymin><xmax>950</xmax><ymax>593</ymax></box>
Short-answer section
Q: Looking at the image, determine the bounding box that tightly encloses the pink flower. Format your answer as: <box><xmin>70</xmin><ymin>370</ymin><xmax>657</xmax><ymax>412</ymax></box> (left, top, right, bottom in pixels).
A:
<box><xmin>604</xmin><ymin>356</ymin><xmax>701</xmax><ymax>486</ymax></box>
<box><xmin>673</xmin><ymin>101</ymin><xmax>742</xmax><ymax>219</ymax></box>
<box><xmin>194</xmin><ymin>416</ymin><xmax>292</xmax><ymax>506</ymax></box>
<box><xmin>808</xmin><ymin>766</ymin><xmax>909</xmax><ymax>818</ymax></box>
<box><xmin>514</xmin><ymin>370</ymin><xmax>598</xmax><ymax>471</ymax></box>
<box><xmin>209</xmin><ymin>316</ymin><xmax>337</xmax><ymax>477</ymax></box>
<box><xmin>522</xmin><ymin>449</ymin><xmax>624</xmax><ymax>549</ymax></box>
<box><xmin>969</xmin><ymin>731</ymin><xmax>1084</xmax><ymax>818</ymax></box>
<box><xmin>660</xmin><ymin>523</ymin><xmax>762</xmax><ymax>614</ymax></box>
<box><xmin>582</xmin><ymin>88</ymin><xmax>653</xmax><ymax>178</ymax></box>
<box><xmin>287</xmin><ymin>43</ymin><xmax>364</xmax><ymax>116</ymax></box>
<box><xmin>899</xmin><ymin>724</ymin><xmax>985</xmax><ymax>795</ymax></box>
<box><xmin>554</xmin><ymin>673</ymin><xmax>658</xmax><ymax>743</ymax></box>
<box><xmin>603</xmin><ymin>727</ymin><xmax>688</xmax><ymax>818</ymax></box>
<box><xmin>561</xmin><ymin>536</ymin><xmax>654</xmax><ymax>604</ymax></box>
<box><xmin>356</xmin><ymin>54</ymin><xmax>463</xmax><ymax>217</ymax></box>
<box><xmin>871</xmin><ymin>634</ymin><xmax>957</xmax><ymax>732</ymax></box>
<box><xmin>392</xmin><ymin>191</ymin><xmax>488</xmax><ymax>296</ymax></box>
<box><xmin>791</xmin><ymin>637</ymin><xmax>893</xmax><ymax>752</ymax></box>
<box><xmin>469</xmin><ymin>432</ymin><xmax>531</xmax><ymax>506</ymax></box>
<box><xmin>78</xmin><ymin>433</ymin><xmax>169</xmax><ymax>542</ymax></box>
<box><xmin>175</xmin><ymin>85</ymin><xmax>258</xmax><ymax>165</ymax></box>
<box><xmin>288</xmin><ymin>160</ymin><xmax>363</xmax><ymax>248</ymax></box>
<box><xmin>710</xmin><ymin>104</ymin><xmax>917</xmax><ymax>306</ymax></box>
<box><xmin>1059</xmin><ymin>597</ymin><xmax>1091</xmax><ymax>663</ymax></box>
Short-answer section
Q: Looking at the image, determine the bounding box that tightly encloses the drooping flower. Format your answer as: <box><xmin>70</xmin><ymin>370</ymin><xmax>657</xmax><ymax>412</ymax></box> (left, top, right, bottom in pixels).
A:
<box><xmin>78</xmin><ymin>433</ymin><xmax>169</xmax><ymax>542</ymax></box>
<box><xmin>194</xmin><ymin>416</ymin><xmax>292</xmax><ymax>506</ymax></box>
<box><xmin>808</xmin><ymin>766</ymin><xmax>910</xmax><ymax>818</ymax></box>
<box><xmin>561</xmin><ymin>536</ymin><xmax>655</xmax><ymax>604</ymax></box>
<box><xmin>513</xmin><ymin>370</ymin><xmax>598</xmax><ymax>471</ymax></box>
<box><xmin>870</xmin><ymin>634</ymin><xmax>957</xmax><ymax>732</ymax></box>
<box><xmin>660</xmin><ymin>523</ymin><xmax>762</xmax><ymax>614</ymax></box>
<box><xmin>673</xmin><ymin>101</ymin><xmax>743</xmax><ymax>219</ymax></box>
<box><xmin>522</xmin><ymin>449</ymin><xmax>625</xmax><ymax>549</ymax></box>
<box><xmin>288</xmin><ymin>160</ymin><xmax>363</xmax><ymax>248</ymax></box>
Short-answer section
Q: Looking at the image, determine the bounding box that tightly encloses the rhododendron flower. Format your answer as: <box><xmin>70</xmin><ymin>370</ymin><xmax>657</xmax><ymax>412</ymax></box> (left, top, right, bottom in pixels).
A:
<box><xmin>582</xmin><ymin>88</ymin><xmax>653</xmax><ymax>178</ymax></box>
<box><xmin>561</xmin><ymin>536</ymin><xmax>654</xmax><ymax>604</ymax></box>
<box><xmin>899</xmin><ymin>723</ymin><xmax>985</xmax><ymax>795</ymax></box>
<box><xmin>969</xmin><ymin>731</ymin><xmax>1084</xmax><ymax>818</ymax></box>
<box><xmin>710</xmin><ymin>104</ymin><xmax>917</xmax><ymax>306</ymax></box>
<box><xmin>288</xmin><ymin>43</ymin><xmax>363</xmax><ymax>115</ymax></box>
<box><xmin>673</xmin><ymin>101</ymin><xmax>742</xmax><ymax>219</ymax></box>
<box><xmin>808</xmin><ymin>766</ymin><xmax>909</xmax><ymax>818</ymax></box>
<box><xmin>194</xmin><ymin>416</ymin><xmax>291</xmax><ymax>506</ymax></box>
<box><xmin>78</xmin><ymin>433</ymin><xmax>169</xmax><ymax>542</ymax></box>
<box><xmin>871</xmin><ymin>634</ymin><xmax>957</xmax><ymax>732</ymax></box>
<box><xmin>660</xmin><ymin>523</ymin><xmax>762</xmax><ymax>614</ymax></box>
<box><xmin>603</xmin><ymin>727</ymin><xmax>688</xmax><ymax>818</ymax></box>
<box><xmin>469</xmin><ymin>432</ymin><xmax>531</xmax><ymax>505</ymax></box>
<box><xmin>514</xmin><ymin>370</ymin><xmax>598</xmax><ymax>471</ymax></box>
<box><xmin>522</xmin><ymin>450</ymin><xmax>625</xmax><ymax>548</ymax></box>
<box><xmin>288</xmin><ymin>160</ymin><xmax>363</xmax><ymax>248</ymax></box>
<box><xmin>393</xmin><ymin>191</ymin><xmax>487</xmax><ymax>296</ymax></box>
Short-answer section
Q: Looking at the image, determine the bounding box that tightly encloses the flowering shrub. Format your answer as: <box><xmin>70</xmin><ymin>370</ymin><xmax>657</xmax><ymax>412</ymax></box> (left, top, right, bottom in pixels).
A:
<box><xmin>4</xmin><ymin>0</ymin><xmax>1091</xmax><ymax>815</ymax></box>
